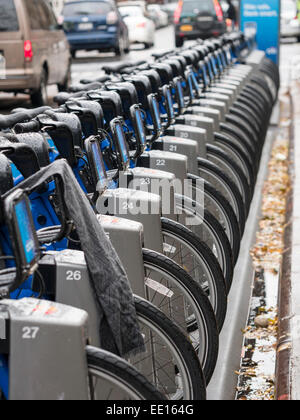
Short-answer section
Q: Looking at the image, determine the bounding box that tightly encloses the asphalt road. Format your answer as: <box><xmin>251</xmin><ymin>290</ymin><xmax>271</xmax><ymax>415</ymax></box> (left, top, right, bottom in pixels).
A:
<box><xmin>0</xmin><ymin>27</ymin><xmax>298</xmax><ymax>113</ymax></box>
<box><xmin>0</xmin><ymin>25</ymin><xmax>175</xmax><ymax>112</ymax></box>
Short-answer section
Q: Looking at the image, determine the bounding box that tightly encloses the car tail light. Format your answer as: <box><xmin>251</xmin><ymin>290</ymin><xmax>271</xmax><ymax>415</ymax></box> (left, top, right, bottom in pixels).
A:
<box><xmin>213</xmin><ymin>0</ymin><xmax>224</xmax><ymax>22</ymax></box>
<box><xmin>107</xmin><ymin>11</ymin><xmax>118</xmax><ymax>25</ymax></box>
<box><xmin>136</xmin><ymin>22</ymin><xmax>146</xmax><ymax>28</ymax></box>
<box><xmin>174</xmin><ymin>1</ymin><xmax>183</xmax><ymax>25</ymax></box>
<box><xmin>24</xmin><ymin>40</ymin><xmax>33</xmax><ymax>62</ymax></box>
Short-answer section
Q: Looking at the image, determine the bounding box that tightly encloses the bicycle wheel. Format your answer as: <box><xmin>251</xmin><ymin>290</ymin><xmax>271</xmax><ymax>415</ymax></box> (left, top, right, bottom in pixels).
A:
<box><xmin>87</xmin><ymin>346</ymin><xmax>166</xmax><ymax>400</ymax></box>
<box><xmin>225</xmin><ymin>114</ymin><xmax>258</xmax><ymax>155</ymax></box>
<box><xmin>189</xmin><ymin>174</ymin><xmax>241</xmax><ymax>265</ymax></box>
<box><xmin>131</xmin><ymin>296</ymin><xmax>207</xmax><ymax>400</ymax></box>
<box><xmin>214</xmin><ymin>132</ymin><xmax>255</xmax><ymax>187</ymax></box>
<box><xmin>142</xmin><ymin>249</ymin><xmax>219</xmax><ymax>384</ymax></box>
<box><xmin>206</xmin><ymin>144</ymin><xmax>252</xmax><ymax>212</ymax></box>
<box><xmin>160</xmin><ymin>217</ymin><xmax>228</xmax><ymax>328</ymax></box>
<box><xmin>220</xmin><ymin>122</ymin><xmax>256</xmax><ymax>162</ymax></box>
<box><xmin>175</xmin><ymin>194</ymin><xmax>234</xmax><ymax>291</ymax></box>
<box><xmin>198</xmin><ymin>158</ymin><xmax>246</xmax><ymax>234</ymax></box>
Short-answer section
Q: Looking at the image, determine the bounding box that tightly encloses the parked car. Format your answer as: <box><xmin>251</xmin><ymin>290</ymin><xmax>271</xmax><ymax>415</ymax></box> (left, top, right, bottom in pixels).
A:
<box><xmin>62</xmin><ymin>0</ymin><xmax>130</xmax><ymax>57</ymax></box>
<box><xmin>0</xmin><ymin>0</ymin><xmax>70</xmax><ymax>106</ymax></box>
<box><xmin>281</xmin><ymin>0</ymin><xmax>300</xmax><ymax>42</ymax></box>
<box><xmin>174</xmin><ymin>0</ymin><xmax>227</xmax><ymax>47</ymax></box>
<box><xmin>148</xmin><ymin>4</ymin><xmax>169</xmax><ymax>28</ymax></box>
<box><xmin>118</xmin><ymin>2</ymin><xmax>155</xmax><ymax>49</ymax></box>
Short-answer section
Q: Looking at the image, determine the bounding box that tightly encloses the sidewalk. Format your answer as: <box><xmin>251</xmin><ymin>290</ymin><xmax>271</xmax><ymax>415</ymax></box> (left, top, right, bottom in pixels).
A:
<box><xmin>276</xmin><ymin>55</ymin><xmax>300</xmax><ymax>400</ymax></box>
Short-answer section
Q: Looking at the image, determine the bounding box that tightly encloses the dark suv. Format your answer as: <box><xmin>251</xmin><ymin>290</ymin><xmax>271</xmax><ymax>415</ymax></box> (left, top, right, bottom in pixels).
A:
<box><xmin>174</xmin><ymin>0</ymin><xmax>227</xmax><ymax>47</ymax></box>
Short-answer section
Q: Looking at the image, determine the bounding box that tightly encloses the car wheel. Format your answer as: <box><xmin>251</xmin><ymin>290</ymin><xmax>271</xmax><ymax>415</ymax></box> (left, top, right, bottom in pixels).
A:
<box><xmin>297</xmin><ymin>35</ymin><xmax>300</xmax><ymax>43</ymax></box>
<box><xmin>124</xmin><ymin>37</ymin><xmax>130</xmax><ymax>54</ymax></box>
<box><xmin>115</xmin><ymin>37</ymin><xmax>125</xmax><ymax>57</ymax></box>
<box><xmin>144</xmin><ymin>43</ymin><xmax>152</xmax><ymax>49</ymax></box>
<box><xmin>30</xmin><ymin>68</ymin><xmax>48</xmax><ymax>107</ymax></box>
<box><xmin>175</xmin><ymin>36</ymin><xmax>184</xmax><ymax>48</ymax></box>
<box><xmin>71</xmin><ymin>50</ymin><xmax>76</xmax><ymax>59</ymax></box>
<box><xmin>57</xmin><ymin>63</ymin><xmax>71</xmax><ymax>92</ymax></box>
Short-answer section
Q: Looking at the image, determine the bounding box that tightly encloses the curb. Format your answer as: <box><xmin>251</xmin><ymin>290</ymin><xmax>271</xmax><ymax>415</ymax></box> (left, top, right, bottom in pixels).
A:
<box><xmin>275</xmin><ymin>92</ymin><xmax>293</xmax><ymax>401</ymax></box>
<box><xmin>277</xmin><ymin>80</ymin><xmax>300</xmax><ymax>400</ymax></box>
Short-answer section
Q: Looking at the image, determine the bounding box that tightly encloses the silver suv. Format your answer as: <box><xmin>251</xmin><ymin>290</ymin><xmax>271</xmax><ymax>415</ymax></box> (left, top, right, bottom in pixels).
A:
<box><xmin>0</xmin><ymin>0</ymin><xmax>71</xmax><ymax>106</ymax></box>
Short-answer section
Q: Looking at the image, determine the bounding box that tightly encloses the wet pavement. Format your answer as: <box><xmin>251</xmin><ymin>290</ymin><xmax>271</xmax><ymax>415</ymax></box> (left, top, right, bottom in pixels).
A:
<box><xmin>0</xmin><ymin>26</ymin><xmax>174</xmax><ymax>113</ymax></box>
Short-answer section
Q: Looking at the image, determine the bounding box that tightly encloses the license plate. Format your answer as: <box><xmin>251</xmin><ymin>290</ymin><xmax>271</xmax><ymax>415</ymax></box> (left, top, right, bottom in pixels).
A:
<box><xmin>0</xmin><ymin>53</ymin><xmax>6</xmax><ymax>80</ymax></box>
<box><xmin>78</xmin><ymin>22</ymin><xmax>93</xmax><ymax>31</ymax></box>
<box><xmin>180</xmin><ymin>25</ymin><xmax>193</xmax><ymax>32</ymax></box>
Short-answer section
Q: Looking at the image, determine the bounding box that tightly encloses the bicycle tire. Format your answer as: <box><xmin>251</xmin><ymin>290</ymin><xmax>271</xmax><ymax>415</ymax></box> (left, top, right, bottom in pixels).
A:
<box><xmin>236</xmin><ymin>96</ymin><xmax>265</xmax><ymax>125</ymax></box>
<box><xmin>221</xmin><ymin>121</ymin><xmax>256</xmax><ymax>159</ymax></box>
<box><xmin>230</xmin><ymin>104</ymin><xmax>261</xmax><ymax>137</ymax></box>
<box><xmin>86</xmin><ymin>346</ymin><xmax>166</xmax><ymax>400</ymax></box>
<box><xmin>197</xmin><ymin>158</ymin><xmax>246</xmax><ymax>234</ymax></box>
<box><xmin>225</xmin><ymin>114</ymin><xmax>258</xmax><ymax>154</ymax></box>
<box><xmin>160</xmin><ymin>217</ymin><xmax>228</xmax><ymax>327</ymax></box>
<box><xmin>175</xmin><ymin>195</ymin><xmax>234</xmax><ymax>290</ymax></box>
<box><xmin>207</xmin><ymin>144</ymin><xmax>252</xmax><ymax>211</ymax></box>
<box><xmin>133</xmin><ymin>295</ymin><xmax>208</xmax><ymax>399</ymax></box>
<box><xmin>188</xmin><ymin>173</ymin><xmax>241</xmax><ymax>264</ymax></box>
<box><xmin>240</xmin><ymin>90</ymin><xmax>266</xmax><ymax>116</ymax></box>
<box><xmin>220</xmin><ymin>124</ymin><xmax>256</xmax><ymax>167</ymax></box>
<box><xmin>214</xmin><ymin>132</ymin><xmax>255</xmax><ymax>187</ymax></box>
<box><xmin>142</xmin><ymin>249</ymin><xmax>219</xmax><ymax>384</ymax></box>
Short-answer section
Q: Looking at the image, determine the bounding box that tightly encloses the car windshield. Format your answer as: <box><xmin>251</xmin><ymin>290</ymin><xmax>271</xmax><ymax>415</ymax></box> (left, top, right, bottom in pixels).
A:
<box><xmin>119</xmin><ymin>6</ymin><xmax>143</xmax><ymax>17</ymax></box>
<box><xmin>63</xmin><ymin>1</ymin><xmax>112</xmax><ymax>16</ymax></box>
<box><xmin>0</xmin><ymin>0</ymin><xmax>19</xmax><ymax>31</ymax></box>
<box><xmin>182</xmin><ymin>0</ymin><xmax>215</xmax><ymax>14</ymax></box>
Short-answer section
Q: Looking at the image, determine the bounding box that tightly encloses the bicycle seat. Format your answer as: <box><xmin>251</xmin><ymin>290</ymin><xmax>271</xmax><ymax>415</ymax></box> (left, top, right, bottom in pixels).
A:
<box><xmin>152</xmin><ymin>50</ymin><xmax>173</xmax><ymax>59</ymax></box>
<box><xmin>33</xmin><ymin>115</ymin><xmax>78</xmax><ymax>167</ymax></box>
<box><xmin>0</xmin><ymin>139</ymin><xmax>41</xmax><ymax>178</ymax></box>
<box><xmin>152</xmin><ymin>65</ymin><xmax>173</xmax><ymax>87</ymax></box>
<box><xmin>54</xmin><ymin>92</ymin><xmax>74</xmax><ymax>105</ymax></box>
<box><xmin>11</xmin><ymin>132</ymin><xmax>50</xmax><ymax>168</ymax></box>
<box><xmin>105</xmin><ymin>82</ymin><xmax>139</xmax><ymax>118</ymax></box>
<box><xmin>86</xmin><ymin>91</ymin><xmax>124</xmax><ymax>122</ymax></box>
<box><xmin>103</xmin><ymin>61</ymin><xmax>146</xmax><ymax>75</ymax></box>
<box><xmin>139</xmin><ymin>69</ymin><xmax>162</xmax><ymax>95</ymax></box>
<box><xmin>80</xmin><ymin>75</ymin><xmax>111</xmax><ymax>85</ymax></box>
<box><xmin>64</xmin><ymin>101</ymin><xmax>100</xmax><ymax>138</ymax></box>
<box><xmin>69</xmin><ymin>81</ymin><xmax>103</xmax><ymax>93</ymax></box>
<box><xmin>11</xmin><ymin>106</ymin><xmax>51</xmax><ymax>117</ymax></box>
<box><xmin>161</xmin><ymin>59</ymin><xmax>183</xmax><ymax>78</ymax></box>
<box><xmin>44</xmin><ymin>111</ymin><xmax>83</xmax><ymax>149</ymax></box>
<box><xmin>0</xmin><ymin>111</ymin><xmax>41</xmax><ymax>130</ymax></box>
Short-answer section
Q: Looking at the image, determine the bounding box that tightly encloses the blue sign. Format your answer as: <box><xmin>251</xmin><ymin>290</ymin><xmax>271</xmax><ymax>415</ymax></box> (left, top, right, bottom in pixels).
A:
<box><xmin>240</xmin><ymin>0</ymin><xmax>281</xmax><ymax>65</ymax></box>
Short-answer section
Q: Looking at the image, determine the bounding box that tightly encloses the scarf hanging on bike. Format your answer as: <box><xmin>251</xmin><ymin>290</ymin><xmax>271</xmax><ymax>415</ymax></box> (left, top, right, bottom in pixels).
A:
<box><xmin>4</xmin><ymin>159</ymin><xmax>145</xmax><ymax>358</ymax></box>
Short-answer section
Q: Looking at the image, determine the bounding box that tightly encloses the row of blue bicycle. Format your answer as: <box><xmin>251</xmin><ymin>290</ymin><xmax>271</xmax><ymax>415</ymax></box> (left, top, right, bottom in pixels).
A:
<box><xmin>0</xmin><ymin>31</ymin><xmax>279</xmax><ymax>400</ymax></box>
